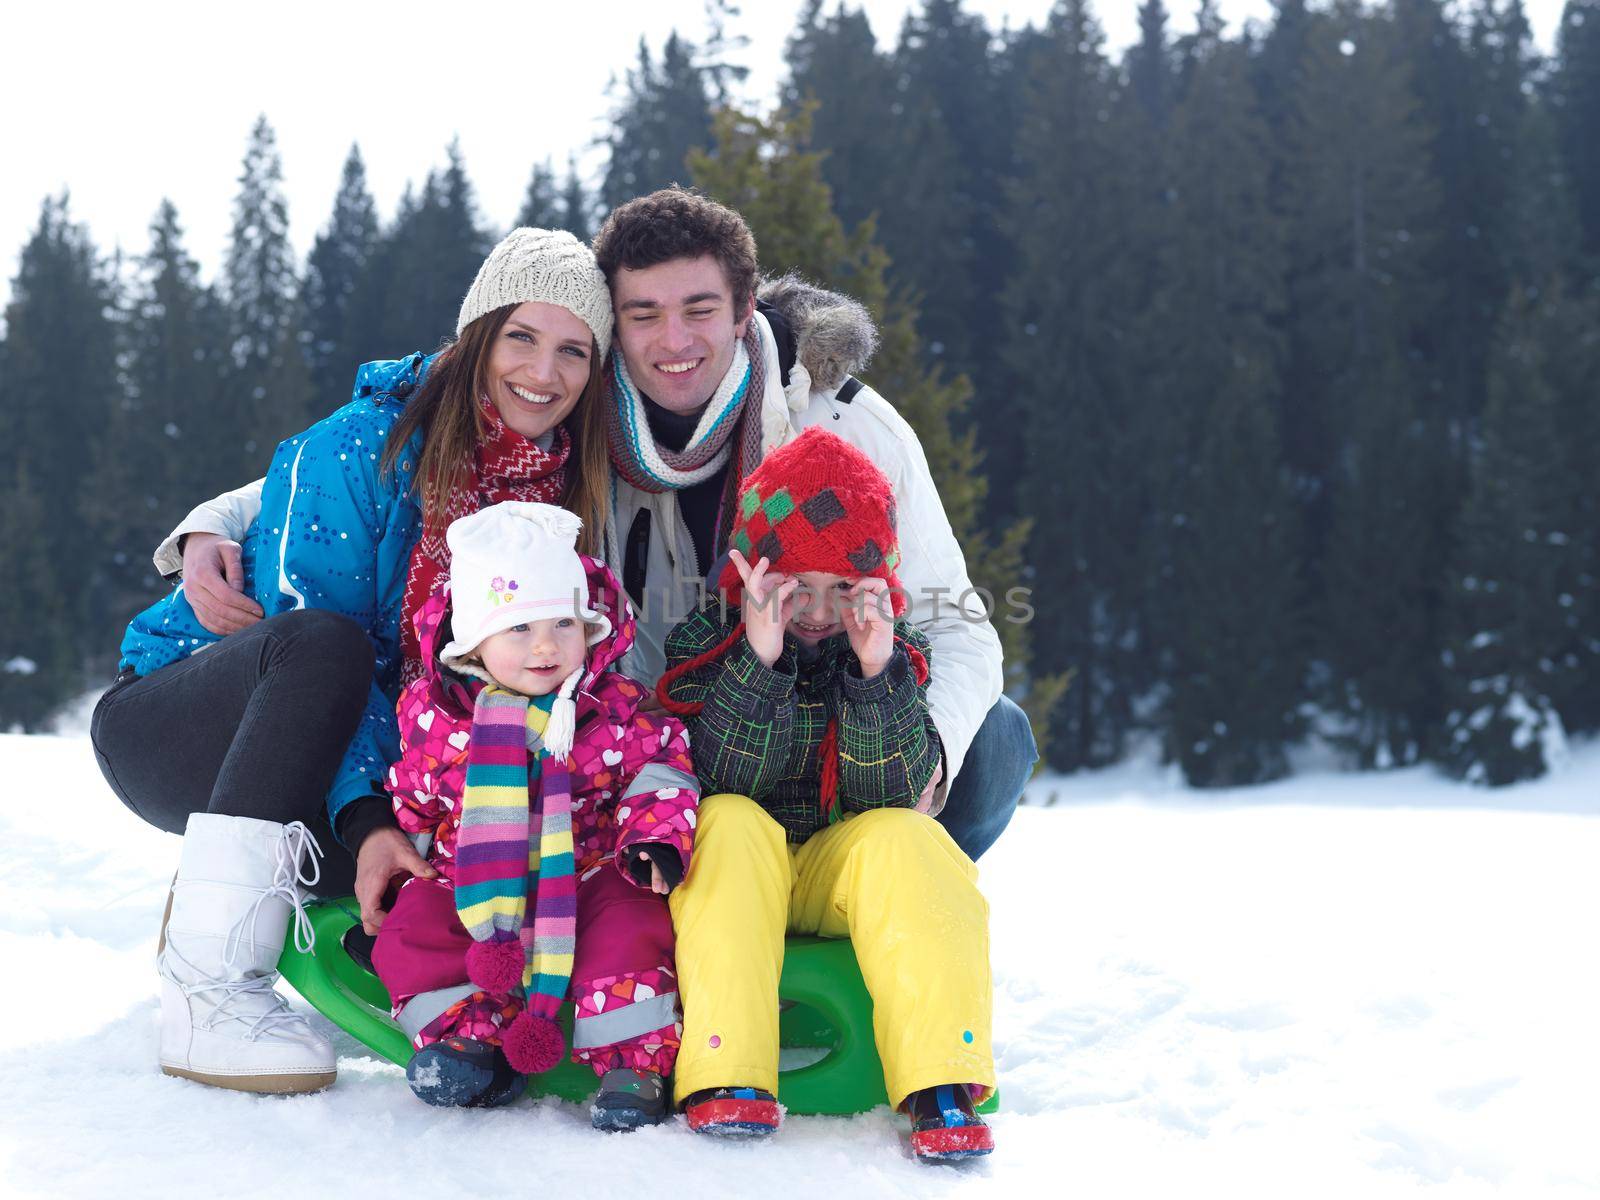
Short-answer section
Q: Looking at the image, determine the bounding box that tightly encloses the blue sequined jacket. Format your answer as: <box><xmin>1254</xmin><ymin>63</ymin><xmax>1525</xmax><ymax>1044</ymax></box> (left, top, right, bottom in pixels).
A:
<box><xmin>119</xmin><ymin>354</ymin><xmax>432</xmax><ymax>835</ymax></box>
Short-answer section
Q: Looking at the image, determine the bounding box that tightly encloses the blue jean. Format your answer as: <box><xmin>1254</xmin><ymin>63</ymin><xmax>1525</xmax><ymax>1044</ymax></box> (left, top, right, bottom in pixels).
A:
<box><xmin>936</xmin><ymin>695</ymin><xmax>1038</xmax><ymax>860</ymax></box>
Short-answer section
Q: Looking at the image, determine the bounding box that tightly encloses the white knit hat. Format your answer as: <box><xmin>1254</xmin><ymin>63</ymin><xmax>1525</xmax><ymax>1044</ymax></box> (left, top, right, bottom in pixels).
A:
<box><xmin>438</xmin><ymin>502</ymin><xmax>609</xmax><ymax>755</ymax></box>
<box><xmin>456</xmin><ymin>228</ymin><xmax>613</xmax><ymax>353</ymax></box>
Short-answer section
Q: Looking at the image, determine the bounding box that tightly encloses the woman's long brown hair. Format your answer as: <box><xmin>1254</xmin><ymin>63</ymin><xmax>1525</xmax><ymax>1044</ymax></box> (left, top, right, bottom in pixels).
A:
<box><xmin>378</xmin><ymin>304</ymin><xmax>611</xmax><ymax>557</ymax></box>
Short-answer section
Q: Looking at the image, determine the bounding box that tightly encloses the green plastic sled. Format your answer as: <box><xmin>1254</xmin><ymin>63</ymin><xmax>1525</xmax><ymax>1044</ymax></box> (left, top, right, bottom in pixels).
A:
<box><xmin>278</xmin><ymin>898</ymin><xmax>996</xmax><ymax>1116</ymax></box>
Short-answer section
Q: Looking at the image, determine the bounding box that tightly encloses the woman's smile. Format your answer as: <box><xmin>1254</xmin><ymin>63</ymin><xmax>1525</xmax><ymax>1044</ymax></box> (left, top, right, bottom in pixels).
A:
<box><xmin>508</xmin><ymin>382</ymin><xmax>560</xmax><ymax>406</ymax></box>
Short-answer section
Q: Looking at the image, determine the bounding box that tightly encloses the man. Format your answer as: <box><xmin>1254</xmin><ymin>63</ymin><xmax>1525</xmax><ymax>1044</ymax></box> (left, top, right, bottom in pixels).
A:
<box><xmin>164</xmin><ymin>189</ymin><xmax>1034</xmax><ymax>890</ymax></box>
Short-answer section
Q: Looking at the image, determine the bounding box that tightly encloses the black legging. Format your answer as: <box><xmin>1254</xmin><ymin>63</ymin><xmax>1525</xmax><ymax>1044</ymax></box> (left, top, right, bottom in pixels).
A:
<box><xmin>91</xmin><ymin>609</ymin><xmax>375</xmax><ymax>895</ymax></box>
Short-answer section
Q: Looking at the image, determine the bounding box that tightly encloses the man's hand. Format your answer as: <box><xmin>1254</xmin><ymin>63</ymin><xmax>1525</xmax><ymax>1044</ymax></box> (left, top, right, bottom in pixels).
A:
<box><xmin>731</xmin><ymin>549</ymin><xmax>798</xmax><ymax>669</ymax></box>
<box><xmin>354</xmin><ymin>826</ymin><xmax>437</xmax><ymax>934</ymax></box>
<box><xmin>182</xmin><ymin>532</ymin><xmax>264</xmax><ymax>635</ymax></box>
<box><xmin>841</xmin><ymin>578</ymin><xmax>894</xmax><ymax>679</ymax></box>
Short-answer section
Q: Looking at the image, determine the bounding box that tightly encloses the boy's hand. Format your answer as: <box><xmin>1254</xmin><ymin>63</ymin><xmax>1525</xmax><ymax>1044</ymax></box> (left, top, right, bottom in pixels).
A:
<box><xmin>730</xmin><ymin>549</ymin><xmax>798</xmax><ymax>669</ymax></box>
<box><xmin>635</xmin><ymin>849</ymin><xmax>670</xmax><ymax>895</ymax></box>
<box><xmin>841</xmin><ymin>578</ymin><xmax>894</xmax><ymax>679</ymax></box>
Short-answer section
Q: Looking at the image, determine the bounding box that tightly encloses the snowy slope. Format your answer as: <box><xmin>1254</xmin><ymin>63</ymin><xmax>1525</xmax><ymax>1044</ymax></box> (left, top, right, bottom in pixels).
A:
<box><xmin>1</xmin><ymin>731</ymin><xmax>1596</xmax><ymax>1199</ymax></box>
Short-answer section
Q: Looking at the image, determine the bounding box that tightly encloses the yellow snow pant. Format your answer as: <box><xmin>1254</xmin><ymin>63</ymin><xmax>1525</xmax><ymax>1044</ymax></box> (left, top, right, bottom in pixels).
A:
<box><xmin>669</xmin><ymin>794</ymin><xmax>995</xmax><ymax>1109</ymax></box>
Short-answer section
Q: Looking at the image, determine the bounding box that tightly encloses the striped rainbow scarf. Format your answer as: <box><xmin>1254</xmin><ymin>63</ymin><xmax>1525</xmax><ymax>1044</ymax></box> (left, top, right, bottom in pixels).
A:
<box><xmin>454</xmin><ymin>687</ymin><xmax>576</xmax><ymax>1020</ymax></box>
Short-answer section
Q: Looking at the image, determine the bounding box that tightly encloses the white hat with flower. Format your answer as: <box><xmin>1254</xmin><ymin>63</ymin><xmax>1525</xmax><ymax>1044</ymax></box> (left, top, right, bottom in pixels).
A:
<box><xmin>438</xmin><ymin>501</ymin><xmax>610</xmax><ymax>689</ymax></box>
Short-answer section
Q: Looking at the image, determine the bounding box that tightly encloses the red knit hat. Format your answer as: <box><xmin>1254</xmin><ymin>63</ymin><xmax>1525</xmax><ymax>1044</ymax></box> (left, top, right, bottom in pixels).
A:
<box><xmin>718</xmin><ymin>427</ymin><xmax>907</xmax><ymax>615</ymax></box>
<box><xmin>663</xmin><ymin>428</ymin><xmax>926</xmax><ymax>826</ymax></box>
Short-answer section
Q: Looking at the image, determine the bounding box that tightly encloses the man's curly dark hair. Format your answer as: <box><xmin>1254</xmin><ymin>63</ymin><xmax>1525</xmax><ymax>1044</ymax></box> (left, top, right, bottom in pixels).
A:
<box><xmin>594</xmin><ymin>187</ymin><xmax>759</xmax><ymax>316</ymax></box>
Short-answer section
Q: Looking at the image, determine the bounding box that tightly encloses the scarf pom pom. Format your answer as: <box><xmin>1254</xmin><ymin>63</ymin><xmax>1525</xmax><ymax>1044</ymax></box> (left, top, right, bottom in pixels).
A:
<box><xmin>502</xmin><ymin>1010</ymin><xmax>566</xmax><ymax>1074</ymax></box>
<box><xmin>465</xmin><ymin>938</ymin><xmax>525</xmax><ymax>994</ymax></box>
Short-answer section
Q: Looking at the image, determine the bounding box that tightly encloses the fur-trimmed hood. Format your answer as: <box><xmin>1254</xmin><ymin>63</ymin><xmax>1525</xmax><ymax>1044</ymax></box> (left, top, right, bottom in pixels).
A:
<box><xmin>756</xmin><ymin>273</ymin><xmax>879</xmax><ymax>392</ymax></box>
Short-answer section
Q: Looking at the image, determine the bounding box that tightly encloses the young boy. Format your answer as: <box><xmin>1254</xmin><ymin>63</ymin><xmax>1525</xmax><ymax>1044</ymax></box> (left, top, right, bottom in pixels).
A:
<box><xmin>657</xmin><ymin>428</ymin><xmax>996</xmax><ymax>1162</ymax></box>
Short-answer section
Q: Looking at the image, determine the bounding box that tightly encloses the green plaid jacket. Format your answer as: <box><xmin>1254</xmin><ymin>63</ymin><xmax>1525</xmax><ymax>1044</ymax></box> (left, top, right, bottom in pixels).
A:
<box><xmin>663</xmin><ymin>602</ymin><xmax>942</xmax><ymax>843</ymax></box>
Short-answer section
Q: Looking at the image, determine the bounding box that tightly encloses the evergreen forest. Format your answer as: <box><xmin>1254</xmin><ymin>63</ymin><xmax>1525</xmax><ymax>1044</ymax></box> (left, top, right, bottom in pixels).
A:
<box><xmin>2</xmin><ymin>0</ymin><xmax>1597</xmax><ymax>792</ymax></box>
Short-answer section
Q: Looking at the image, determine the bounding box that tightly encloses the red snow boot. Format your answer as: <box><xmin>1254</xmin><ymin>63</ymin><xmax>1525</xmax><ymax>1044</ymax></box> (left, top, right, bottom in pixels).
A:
<box><xmin>906</xmin><ymin>1084</ymin><xmax>994</xmax><ymax>1163</ymax></box>
<box><xmin>683</xmin><ymin>1086</ymin><xmax>782</xmax><ymax>1138</ymax></box>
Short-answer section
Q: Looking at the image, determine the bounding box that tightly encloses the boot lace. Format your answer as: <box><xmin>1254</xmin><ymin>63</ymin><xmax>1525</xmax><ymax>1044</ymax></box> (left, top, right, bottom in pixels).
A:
<box><xmin>191</xmin><ymin>822</ymin><xmax>324</xmax><ymax>1041</ymax></box>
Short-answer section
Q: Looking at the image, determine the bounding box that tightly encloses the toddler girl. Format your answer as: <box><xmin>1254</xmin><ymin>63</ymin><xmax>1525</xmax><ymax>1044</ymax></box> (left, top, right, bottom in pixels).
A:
<box><xmin>373</xmin><ymin>501</ymin><xmax>698</xmax><ymax>1130</ymax></box>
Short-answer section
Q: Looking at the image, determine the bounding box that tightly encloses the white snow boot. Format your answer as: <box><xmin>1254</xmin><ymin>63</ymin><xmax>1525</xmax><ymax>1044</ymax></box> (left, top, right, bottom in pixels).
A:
<box><xmin>157</xmin><ymin>813</ymin><xmax>336</xmax><ymax>1093</ymax></box>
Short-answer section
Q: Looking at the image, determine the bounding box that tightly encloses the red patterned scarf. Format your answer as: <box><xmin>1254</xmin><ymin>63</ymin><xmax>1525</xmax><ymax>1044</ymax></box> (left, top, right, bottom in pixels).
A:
<box><xmin>400</xmin><ymin>398</ymin><xmax>572</xmax><ymax>683</ymax></box>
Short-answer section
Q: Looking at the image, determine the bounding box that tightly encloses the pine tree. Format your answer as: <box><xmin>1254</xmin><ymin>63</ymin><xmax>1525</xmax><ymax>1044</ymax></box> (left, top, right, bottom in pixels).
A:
<box><xmin>1553</xmin><ymin>0</ymin><xmax>1600</xmax><ymax>276</ymax></box>
<box><xmin>369</xmin><ymin>175</ymin><xmax>449</xmax><ymax>352</ymax></box>
<box><xmin>1391</xmin><ymin>0</ymin><xmax>1480</xmax><ymax>411</ymax></box>
<box><xmin>303</xmin><ymin>144</ymin><xmax>378</xmax><ymax>410</ymax></box>
<box><xmin>517</xmin><ymin>160</ymin><xmax>563</xmax><ymax>229</ymax></box>
<box><xmin>0</xmin><ymin>195</ymin><xmax>119</xmax><ymax>500</ymax></box>
<box><xmin>560</xmin><ymin>156</ymin><xmax>593</xmax><ymax>243</ymax></box>
<box><xmin>1002</xmin><ymin>0</ymin><xmax>1146</xmax><ymax>770</ymax></box>
<box><xmin>690</xmin><ymin>105</ymin><xmax>1065</xmax><ymax>748</ymax></box>
<box><xmin>699</xmin><ymin>0</ymin><xmax>752</xmax><ymax>104</ymax></box>
<box><xmin>223</xmin><ymin>117</ymin><xmax>295</xmax><ymax>375</ymax></box>
<box><xmin>222</xmin><ymin>115</ymin><xmax>311</xmax><ymax>464</ymax></box>
<box><xmin>787</xmin><ymin>4</ymin><xmax>1045</xmax><ymax>525</ymax></box>
<box><xmin>434</xmin><ymin>138</ymin><xmax>494</xmax><ymax>287</ymax></box>
<box><xmin>518</xmin><ymin>156</ymin><xmax>593</xmax><ymax>242</ymax></box>
<box><xmin>0</xmin><ymin>194</ymin><xmax>122</xmax><ymax>712</ymax></box>
<box><xmin>0</xmin><ymin>465</ymin><xmax>78</xmax><ymax>731</ymax></box>
<box><xmin>1254</xmin><ymin>0</ymin><xmax>1314</xmax><ymax>135</ymax></box>
<box><xmin>783</xmin><ymin>1</ymin><xmax>1018</xmax><ymax>389</ymax></box>
<box><xmin>1129</xmin><ymin>0</ymin><xmax>1176</xmax><ymax>123</ymax></box>
<box><xmin>782</xmin><ymin>0</ymin><xmax>899</xmax><ymax>235</ymax></box>
<box><xmin>101</xmin><ymin>200</ymin><xmax>230</xmax><ymax>621</ymax></box>
<box><xmin>602</xmin><ymin>33</ymin><xmax>714</xmax><ymax>210</ymax></box>
<box><xmin>1436</xmin><ymin>289</ymin><xmax>1587</xmax><ymax>783</ymax></box>
<box><xmin>1276</xmin><ymin>6</ymin><xmax>1451</xmax><ymax>764</ymax></box>
<box><xmin>1149</xmin><ymin>15</ymin><xmax>1304</xmax><ymax>785</ymax></box>
<box><xmin>344</xmin><ymin>183</ymin><xmax>413</xmax><ymax>364</ymax></box>
<box><xmin>1114</xmin><ymin>1</ymin><xmax>1186</xmax><ymax>707</ymax></box>
<box><xmin>363</xmin><ymin>143</ymin><xmax>492</xmax><ymax>354</ymax></box>
<box><xmin>1504</xmin><ymin>77</ymin><xmax>1583</xmax><ymax>288</ymax></box>
<box><xmin>1529</xmin><ymin>281</ymin><xmax>1600</xmax><ymax>736</ymax></box>
<box><xmin>1167</xmin><ymin>388</ymin><xmax>1303</xmax><ymax>787</ymax></box>
<box><xmin>1320</xmin><ymin>351</ymin><xmax>1435</xmax><ymax>765</ymax></box>
<box><xmin>875</xmin><ymin>0</ymin><xmax>1008</xmax><ymax>377</ymax></box>
<box><xmin>1490</xmin><ymin>8</ymin><xmax>1600</xmax><ymax>732</ymax></box>
<box><xmin>1280</xmin><ymin>6</ymin><xmax>1440</xmax><ymax>525</ymax></box>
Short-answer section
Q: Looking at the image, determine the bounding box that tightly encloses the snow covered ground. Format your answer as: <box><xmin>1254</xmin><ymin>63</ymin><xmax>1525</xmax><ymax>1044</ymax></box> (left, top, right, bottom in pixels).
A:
<box><xmin>1</xmin><ymin>729</ymin><xmax>1596</xmax><ymax>1199</ymax></box>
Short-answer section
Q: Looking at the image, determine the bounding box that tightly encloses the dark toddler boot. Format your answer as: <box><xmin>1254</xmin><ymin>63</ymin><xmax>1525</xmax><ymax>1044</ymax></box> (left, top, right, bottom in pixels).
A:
<box><xmin>406</xmin><ymin>1037</ymin><xmax>526</xmax><ymax>1108</ymax></box>
<box><xmin>590</xmin><ymin>1067</ymin><xmax>669</xmax><ymax>1131</ymax></box>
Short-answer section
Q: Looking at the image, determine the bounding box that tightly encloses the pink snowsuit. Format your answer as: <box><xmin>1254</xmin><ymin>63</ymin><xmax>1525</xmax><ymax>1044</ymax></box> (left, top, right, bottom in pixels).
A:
<box><xmin>371</xmin><ymin>557</ymin><xmax>699</xmax><ymax>1078</ymax></box>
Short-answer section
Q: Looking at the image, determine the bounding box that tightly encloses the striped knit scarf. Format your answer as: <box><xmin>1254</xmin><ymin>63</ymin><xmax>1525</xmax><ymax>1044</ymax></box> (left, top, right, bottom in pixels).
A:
<box><xmin>605</xmin><ymin>322</ymin><xmax>768</xmax><ymax>555</ymax></box>
<box><xmin>454</xmin><ymin>688</ymin><xmax>576</xmax><ymax>1019</ymax></box>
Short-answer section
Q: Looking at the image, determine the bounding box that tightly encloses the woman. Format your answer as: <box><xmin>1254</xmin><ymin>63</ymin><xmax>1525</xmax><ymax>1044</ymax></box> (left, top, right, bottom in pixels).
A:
<box><xmin>91</xmin><ymin>229</ymin><xmax>614</xmax><ymax>1094</ymax></box>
